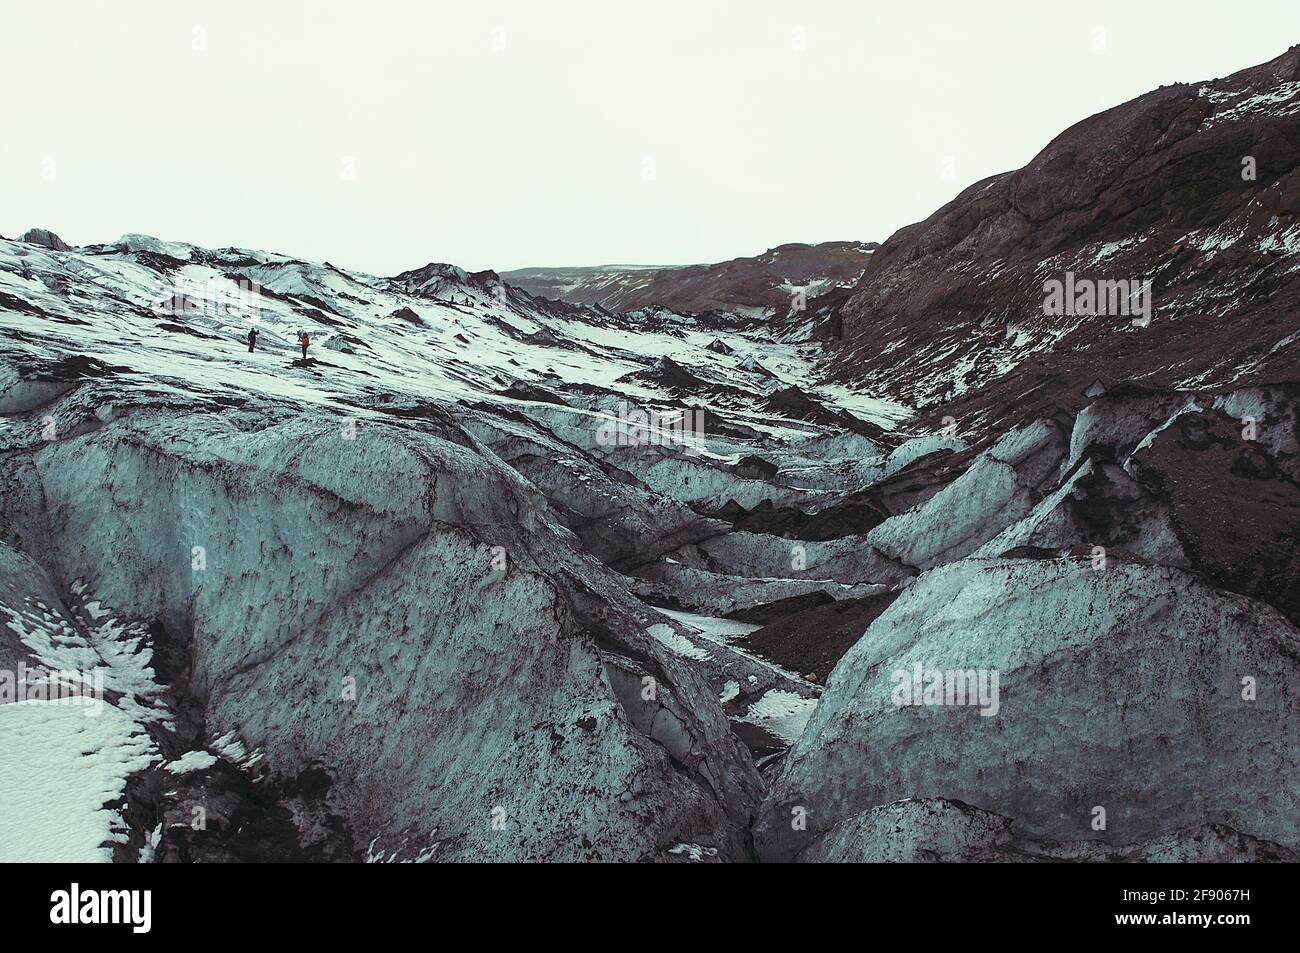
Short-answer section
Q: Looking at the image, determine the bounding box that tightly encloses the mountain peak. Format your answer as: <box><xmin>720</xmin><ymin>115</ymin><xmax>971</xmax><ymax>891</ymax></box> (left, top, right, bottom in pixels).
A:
<box><xmin>18</xmin><ymin>227</ymin><xmax>71</xmax><ymax>251</ymax></box>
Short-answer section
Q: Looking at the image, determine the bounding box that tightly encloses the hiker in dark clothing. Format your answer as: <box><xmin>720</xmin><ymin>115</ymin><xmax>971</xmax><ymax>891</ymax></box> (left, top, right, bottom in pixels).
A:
<box><xmin>298</xmin><ymin>331</ymin><xmax>310</xmax><ymax>360</ymax></box>
<box><xmin>247</xmin><ymin>327</ymin><xmax>258</xmax><ymax>352</ymax></box>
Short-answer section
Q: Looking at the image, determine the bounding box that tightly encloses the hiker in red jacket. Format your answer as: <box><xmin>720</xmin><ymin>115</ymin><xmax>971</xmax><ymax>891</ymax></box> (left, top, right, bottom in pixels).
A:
<box><xmin>298</xmin><ymin>331</ymin><xmax>310</xmax><ymax>360</ymax></box>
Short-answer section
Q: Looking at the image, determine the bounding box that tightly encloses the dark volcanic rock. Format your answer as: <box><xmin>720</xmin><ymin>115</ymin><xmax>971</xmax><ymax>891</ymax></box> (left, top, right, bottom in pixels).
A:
<box><xmin>731</xmin><ymin>455</ymin><xmax>780</xmax><ymax>480</ymax></box>
<box><xmin>831</xmin><ymin>45</ymin><xmax>1300</xmax><ymax>437</ymax></box>
<box><xmin>388</xmin><ymin>306</ymin><xmax>424</xmax><ymax>326</ymax></box>
<box><xmin>709</xmin><ymin>495</ymin><xmax>893</xmax><ymax>541</ymax></box>
<box><xmin>19</xmin><ymin>228</ymin><xmax>71</xmax><ymax>252</ymax></box>
<box><xmin>1133</xmin><ymin>408</ymin><xmax>1300</xmax><ymax>626</ymax></box>
<box><xmin>617</xmin><ymin>356</ymin><xmax>738</xmax><ymax>397</ymax></box>
<box><xmin>763</xmin><ymin>385</ymin><xmax>886</xmax><ymax>438</ymax></box>
<box><xmin>497</xmin><ymin>381</ymin><xmax>568</xmax><ymax>405</ymax></box>
<box><xmin>0</xmin><ymin>291</ymin><xmax>46</xmax><ymax>317</ymax></box>
<box><xmin>736</xmin><ymin>590</ymin><xmax>902</xmax><ymax>681</ymax></box>
<box><xmin>724</xmin><ymin>590</ymin><xmax>836</xmax><ymax>625</ymax></box>
<box><xmin>503</xmin><ymin>241</ymin><xmax>878</xmax><ymax>314</ymax></box>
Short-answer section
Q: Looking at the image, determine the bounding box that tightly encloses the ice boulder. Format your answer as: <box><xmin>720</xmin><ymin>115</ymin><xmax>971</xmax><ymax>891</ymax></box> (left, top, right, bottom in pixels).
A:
<box><xmin>755</xmin><ymin>556</ymin><xmax>1300</xmax><ymax>861</ymax></box>
<box><xmin>6</xmin><ymin>404</ymin><xmax>762</xmax><ymax>861</ymax></box>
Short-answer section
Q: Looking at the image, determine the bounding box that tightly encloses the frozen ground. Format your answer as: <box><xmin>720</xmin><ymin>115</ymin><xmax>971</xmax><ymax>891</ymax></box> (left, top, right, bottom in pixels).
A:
<box><xmin>2</xmin><ymin>228</ymin><xmax>1297</xmax><ymax>862</ymax></box>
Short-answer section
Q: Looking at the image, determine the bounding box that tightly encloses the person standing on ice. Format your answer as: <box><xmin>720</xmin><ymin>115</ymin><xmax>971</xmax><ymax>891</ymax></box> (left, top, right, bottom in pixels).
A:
<box><xmin>247</xmin><ymin>327</ymin><xmax>258</xmax><ymax>353</ymax></box>
<box><xmin>298</xmin><ymin>331</ymin><xmax>310</xmax><ymax>360</ymax></box>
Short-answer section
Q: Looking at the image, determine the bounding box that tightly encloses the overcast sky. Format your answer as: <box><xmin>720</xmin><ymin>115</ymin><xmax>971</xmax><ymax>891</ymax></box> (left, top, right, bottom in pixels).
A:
<box><xmin>4</xmin><ymin>1</ymin><xmax>1298</xmax><ymax>274</ymax></box>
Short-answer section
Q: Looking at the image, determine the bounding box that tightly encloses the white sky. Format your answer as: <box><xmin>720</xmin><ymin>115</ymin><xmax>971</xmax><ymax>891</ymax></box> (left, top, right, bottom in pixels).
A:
<box><xmin>3</xmin><ymin>1</ymin><xmax>1297</xmax><ymax>274</ymax></box>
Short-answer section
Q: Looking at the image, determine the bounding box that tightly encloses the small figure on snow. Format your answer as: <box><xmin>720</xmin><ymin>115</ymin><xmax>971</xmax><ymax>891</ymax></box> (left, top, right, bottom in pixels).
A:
<box><xmin>247</xmin><ymin>327</ymin><xmax>258</xmax><ymax>353</ymax></box>
<box><xmin>298</xmin><ymin>331</ymin><xmax>310</xmax><ymax>361</ymax></box>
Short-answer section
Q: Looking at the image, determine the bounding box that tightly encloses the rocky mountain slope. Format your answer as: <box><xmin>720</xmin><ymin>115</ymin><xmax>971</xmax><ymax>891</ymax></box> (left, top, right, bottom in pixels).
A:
<box><xmin>502</xmin><ymin>241</ymin><xmax>877</xmax><ymax>318</ymax></box>
<box><xmin>2</xmin><ymin>47</ymin><xmax>1299</xmax><ymax>864</ymax></box>
<box><xmin>832</xmin><ymin>45</ymin><xmax>1300</xmax><ymax>437</ymax></box>
<box><xmin>0</xmin><ymin>228</ymin><xmax>907</xmax><ymax>862</ymax></box>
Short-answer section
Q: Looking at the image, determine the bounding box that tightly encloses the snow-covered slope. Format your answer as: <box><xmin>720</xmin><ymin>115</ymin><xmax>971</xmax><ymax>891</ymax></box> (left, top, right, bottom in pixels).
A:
<box><xmin>0</xmin><ymin>231</ymin><xmax>908</xmax><ymax>862</ymax></box>
<box><xmin>4</xmin><ymin>224</ymin><xmax>1298</xmax><ymax>862</ymax></box>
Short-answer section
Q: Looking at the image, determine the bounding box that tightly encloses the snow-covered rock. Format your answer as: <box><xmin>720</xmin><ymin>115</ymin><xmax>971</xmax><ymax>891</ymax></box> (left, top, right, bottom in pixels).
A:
<box><xmin>864</xmin><ymin>455</ymin><xmax>1037</xmax><ymax>570</ymax></box>
<box><xmin>18</xmin><ymin>227</ymin><xmax>71</xmax><ymax>252</ymax></box>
